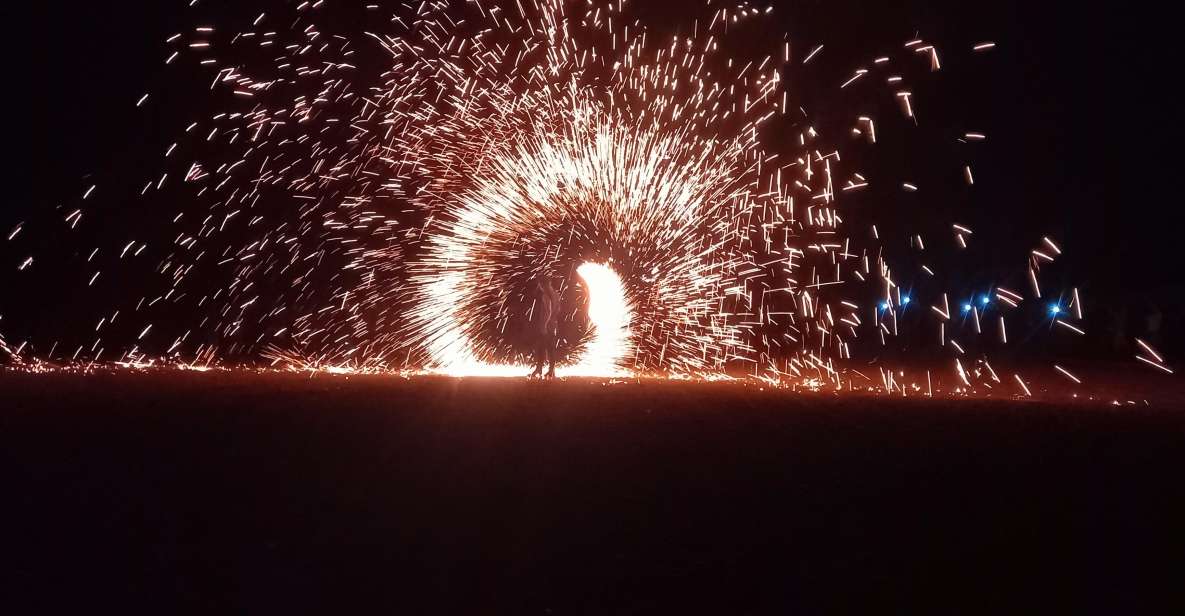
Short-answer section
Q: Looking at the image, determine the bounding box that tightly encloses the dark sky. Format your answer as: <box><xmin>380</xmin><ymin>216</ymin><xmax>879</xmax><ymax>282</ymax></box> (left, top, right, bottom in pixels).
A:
<box><xmin>0</xmin><ymin>0</ymin><xmax>1171</xmax><ymax>352</ymax></box>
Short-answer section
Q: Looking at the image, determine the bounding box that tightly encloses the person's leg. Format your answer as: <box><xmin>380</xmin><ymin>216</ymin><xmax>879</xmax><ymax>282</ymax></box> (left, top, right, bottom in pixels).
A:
<box><xmin>545</xmin><ymin>331</ymin><xmax>557</xmax><ymax>377</ymax></box>
<box><xmin>530</xmin><ymin>334</ymin><xmax>543</xmax><ymax>376</ymax></box>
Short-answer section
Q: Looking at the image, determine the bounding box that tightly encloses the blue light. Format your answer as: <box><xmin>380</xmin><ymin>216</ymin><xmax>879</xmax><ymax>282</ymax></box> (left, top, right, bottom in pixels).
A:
<box><xmin>901</xmin><ymin>295</ymin><xmax>911</xmax><ymax>305</ymax></box>
<box><xmin>980</xmin><ymin>296</ymin><xmax>990</xmax><ymax>305</ymax></box>
<box><xmin>962</xmin><ymin>303</ymin><xmax>972</xmax><ymax>313</ymax></box>
<box><xmin>880</xmin><ymin>301</ymin><xmax>890</xmax><ymax>311</ymax></box>
<box><xmin>1049</xmin><ymin>304</ymin><xmax>1061</xmax><ymax>315</ymax></box>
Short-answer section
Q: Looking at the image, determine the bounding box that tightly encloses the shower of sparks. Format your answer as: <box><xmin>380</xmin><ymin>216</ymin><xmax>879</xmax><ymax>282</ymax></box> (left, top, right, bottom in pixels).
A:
<box><xmin>0</xmin><ymin>0</ymin><xmax>1168</xmax><ymax>398</ymax></box>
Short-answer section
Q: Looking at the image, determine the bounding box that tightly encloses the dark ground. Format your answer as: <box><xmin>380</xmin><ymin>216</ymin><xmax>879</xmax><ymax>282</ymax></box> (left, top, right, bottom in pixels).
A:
<box><xmin>2</xmin><ymin>372</ymin><xmax>1183</xmax><ymax>614</ymax></box>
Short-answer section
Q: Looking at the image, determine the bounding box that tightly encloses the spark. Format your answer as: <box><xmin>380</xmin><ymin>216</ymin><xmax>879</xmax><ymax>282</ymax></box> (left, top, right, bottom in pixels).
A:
<box><xmin>1136</xmin><ymin>355</ymin><xmax>1174</xmax><ymax>375</ymax></box>
<box><xmin>803</xmin><ymin>44</ymin><xmax>824</xmax><ymax>64</ymax></box>
<box><xmin>1055</xmin><ymin>319</ymin><xmax>1085</xmax><ymax>335</ymax></box>
<box><xmin>1136</xmin><ymin>338</ymin><xmax>1165</xmax><ymax>363</ymax></box>
<box><xmin>1013</xmin><ymin>374</ymin><xmax>1032</xmax><ymax>397</ymax></box>
<box><xmin>1053</xmin><ymin>365</ymin><xmax>1081</xmax><ymax>385</ymax></box>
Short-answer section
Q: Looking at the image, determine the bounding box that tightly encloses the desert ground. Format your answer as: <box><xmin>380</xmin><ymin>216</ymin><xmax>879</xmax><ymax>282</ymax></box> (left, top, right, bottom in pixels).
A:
<box><xmin>3</xmin><ymin>371</ymin><xmax>1182</xmax><ymax>613</ymax></box>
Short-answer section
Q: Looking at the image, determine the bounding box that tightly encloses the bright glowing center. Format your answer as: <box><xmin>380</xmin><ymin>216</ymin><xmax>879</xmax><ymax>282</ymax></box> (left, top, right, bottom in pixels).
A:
<box><xmin>568</xmin><ymin>262</ymin><xmax>634</xmax><ymax>376</ymax></box>
<box><xmin>433</xmin><ymin>262</ymin><xmax>633</xmax><ymax>377</ymax></box>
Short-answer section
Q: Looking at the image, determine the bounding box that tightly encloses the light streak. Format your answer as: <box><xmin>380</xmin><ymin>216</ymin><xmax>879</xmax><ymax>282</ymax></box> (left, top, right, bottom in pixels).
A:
<box><xmin>1013</xmin><ymin>374</ymin><xmax>1032</xmax><ymax>397</ymax></box>
<box><xmin>1053</xmin><ymin>365</ymin><xmax>1082</xmax><ymax>384</ymax></box>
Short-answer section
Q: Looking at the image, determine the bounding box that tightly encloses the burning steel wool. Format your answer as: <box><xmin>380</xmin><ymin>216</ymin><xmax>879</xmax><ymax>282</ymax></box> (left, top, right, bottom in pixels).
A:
<box><xmin>0</xmin><ymin>0</ymin><xmax>1172</xmax><ymax>396</ymax></box>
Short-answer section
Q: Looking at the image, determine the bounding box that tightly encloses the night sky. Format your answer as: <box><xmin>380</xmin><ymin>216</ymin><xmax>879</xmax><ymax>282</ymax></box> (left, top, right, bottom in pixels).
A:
<box><xmin>0</xmin><ymin>1</ymin><xmax>1172</xmax><ymax>355</ymax></box>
